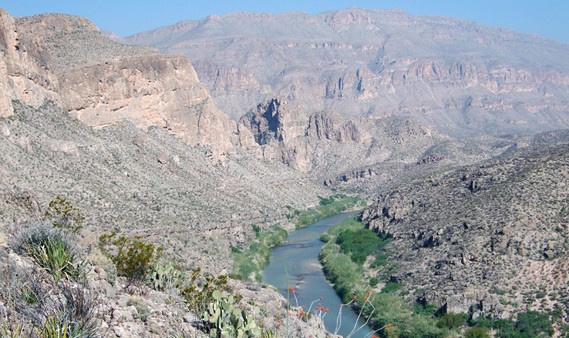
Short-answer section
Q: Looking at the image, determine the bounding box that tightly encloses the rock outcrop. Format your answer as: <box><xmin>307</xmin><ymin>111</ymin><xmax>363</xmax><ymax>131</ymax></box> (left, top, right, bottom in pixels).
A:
<box><xmin>0</xmin><ymin>10</ymin><xmax>61</xmax><ymax>116</ymax></box>
<box><xmin>240</xmin><ymin>98</ymin><xmax>311</xmax><ymax>171</ymax></box>
<box><xmin>1</xmin><ymin>10</ymin><xmax>250</xmax><ymax>160</ymax></box>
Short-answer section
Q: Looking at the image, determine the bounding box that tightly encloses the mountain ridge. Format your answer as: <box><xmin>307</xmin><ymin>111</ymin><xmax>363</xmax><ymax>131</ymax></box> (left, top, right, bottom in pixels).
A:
<box><xmin>124</xmin><ymin>7</ymin><xmax>569</xmax><ymax>139</ymax></box>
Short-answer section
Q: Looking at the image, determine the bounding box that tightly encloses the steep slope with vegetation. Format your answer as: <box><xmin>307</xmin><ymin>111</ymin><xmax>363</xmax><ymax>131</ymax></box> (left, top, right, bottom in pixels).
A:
<box><xmin>0</xmin><ymin>10</ymin><xmax>330</xmax><ymax>274</ymax></box>
<box><xmin>335</xmin><ymin>130</ymin><xmax>569</xmax><ymax>336</ymax></box>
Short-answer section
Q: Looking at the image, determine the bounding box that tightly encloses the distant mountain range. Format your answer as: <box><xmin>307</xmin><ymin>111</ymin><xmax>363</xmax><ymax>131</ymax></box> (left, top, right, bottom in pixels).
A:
<box><xmin>125</xmin><ymin>8</ymin><xmax>569</xmax><ymax>137</ymax></box>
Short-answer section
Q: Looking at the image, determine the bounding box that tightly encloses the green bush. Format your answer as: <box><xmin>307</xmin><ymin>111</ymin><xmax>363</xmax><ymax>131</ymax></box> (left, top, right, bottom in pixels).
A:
<box><xmin>320</xmin><ymin>216</ymin><xmax>363</xmax><ymax>242</ymax></box>
<box><xmin>319</xmin><ymin>215</ymin><xmax>447</xmax><ymax>338</ymax></box>
<box><xmin>436</xmin><ymin>313</ymin><xmax>466</xmax><ymax>329</ymax></box>
<box><xmin>369</xmin><ymin>277</ymin><xmax>379</xmax><ymax>287</ymax></box>
<box><xmin>381</xmin><ymin>282</ymin><xmax>403</xmax><ymax>294</ymax></box>
<box><xmin>464</xmin><ymin>326</ymin><xmax>490</xmax><ymax>338</ymax></box>
<box><xmin>181</xmin><ymin>268</ymin><xmax>229</xmax><ymax>313</ymax></box>
<box><xmin>231</xmin><ymin>225</ymin><xmax>287</xmax><ymax>281</ymax></box>
<box><xmin>367</xmin><ymin>294</ymin><xmax>446</xmax><ymax>338</ymax></box>
<box><xmin>295</xmin><ymin>195</ymin><xmax>362</xmax><ymax>228</ymax></box>
<box><xmin>514</xmin><ymin>311</ymin><xmax>553</xmax><ymax>337</ymax></box>
<box><xmin>99</xmin><ymin>232</ymin><xmax>162</xmax><ymax>282</ymax></box>
<box><xmin>319</xmin><ymin>242</ymin><xmax>364</xmax><ymax>302</ymax></box>
<box><xmin>469</xmin><ymin>311</ymin><xmax>554</xmax><ymax>338</ymax></box>
<box><xmin>335</xmin><ymin>228</ymin><xmax>390</xmax><ymax>265</ymax></box>
<box><xmin>44</xmin><ymin>196</ymin><xmax>84</xmax><ymax>235</ymax></box>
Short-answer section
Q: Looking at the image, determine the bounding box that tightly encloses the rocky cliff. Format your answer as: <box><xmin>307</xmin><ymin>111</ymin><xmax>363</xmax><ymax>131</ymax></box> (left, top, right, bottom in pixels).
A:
<box><xmin>126</xmin><ymin>8</ymin><xmax>569</xmax><ymax>137</ymax></box>
<box><xmin>1</xmin><ymin>10</ymin><xmax>256</xmax><ymax>160</ymax></box>
<box><xmin>0</xmin><ymin>10</ymin><xmax>328</xmax><ymax>274</ymax></box>
<box><xmin>360</xmin><ymin>130</ymin><xmax>569</xmax><ymax>319</ymax></box>
<box><xmin>236</xmin><ymin>97</ymin><xmax>514</xmax><ymax>193</ymax></box>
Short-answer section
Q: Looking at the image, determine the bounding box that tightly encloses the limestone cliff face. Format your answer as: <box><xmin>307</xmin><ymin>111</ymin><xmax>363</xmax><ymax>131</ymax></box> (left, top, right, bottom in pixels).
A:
<box><xmin>240</xmin><ymin>99</ymin><xmax>310</xmax><ymax>170</ymax></box>
<box><xmin>0</xmin><ymin>10</ymin><xmax>61</xmax><ymax>117</ymax></box>
<box><xmin>239</xmin><ymin>98</ymin><xmax>449</xmax><ymax>179</ymax></box>
<box><xmin>127</xmin><ymin>8</ymin><xmax>569</xmax><ymax>136</ymax></box>
<box><xmin>59</xmin><ymin>55</ymin><xmax>237</xmax><ymax>158</ymax></box>
<box><xmin>1</xmin><ymin>10</ymin><xmax>246</xmax><ymax>159</ymax></box>
<box><xmin>307</xmin><ymin>110</ymin><xmax>365</xmax><ymax>143</ymax></box>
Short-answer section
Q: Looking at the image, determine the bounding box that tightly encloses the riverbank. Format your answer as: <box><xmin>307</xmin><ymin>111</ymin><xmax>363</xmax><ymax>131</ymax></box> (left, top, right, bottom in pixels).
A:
<box><xmin>264</xmin><ymin>212</ymin><xmax>374</xmax><ymax>338</ymax></box>
<box><xmin>231</xmin><ymin>194</ymin><xmax>363</xmax><ymax>281</ymax></box>
<box><xmin>318</xmin><ymin>216</ymin><xmax>562</xmax><ymax>338</ymax></box>
<box><xmin>319</xmin><ymin>215</ymin><xmax>450</xmax><ymax>338</ymax></box>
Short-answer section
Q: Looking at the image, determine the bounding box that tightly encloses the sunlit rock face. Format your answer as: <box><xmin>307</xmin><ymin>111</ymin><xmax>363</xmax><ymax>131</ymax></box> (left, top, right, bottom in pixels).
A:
<box><xmin>126</xmin><ymin>8</ymin><xmax>569</xmax><ymax>136</ymax></box>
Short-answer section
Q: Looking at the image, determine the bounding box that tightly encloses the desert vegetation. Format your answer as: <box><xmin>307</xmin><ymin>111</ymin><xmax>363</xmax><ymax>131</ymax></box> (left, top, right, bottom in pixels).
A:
<box><xmin>231</xmin><ymin>194</ymin><xmax>363</xmax><ymax>282</ymax></box>
<box><xmin>1</xmin><ymin>203</ymin><xmax>99</xmax><ymax>337</ymax></box>
<box><xmin>1</xmin><ymin>196</ymin><xmax>334</xmax><ymax>337</ymax></box>
<box><xmin>319</xmin><ymin>216</ymin><xmax>565</xmax><ymax>337</ymax></box>
<box><xmin>292</xmin><ymin>194</ymin><xmax>364</xmax><ymax>228</ymax></box>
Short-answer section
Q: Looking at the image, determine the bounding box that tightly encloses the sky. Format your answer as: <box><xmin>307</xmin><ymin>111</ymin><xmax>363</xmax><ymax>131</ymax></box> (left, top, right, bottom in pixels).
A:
<box><xmin>1</xmin><ymin>0</ymin><xmax>569</xmax><ymax>43</ymax></box>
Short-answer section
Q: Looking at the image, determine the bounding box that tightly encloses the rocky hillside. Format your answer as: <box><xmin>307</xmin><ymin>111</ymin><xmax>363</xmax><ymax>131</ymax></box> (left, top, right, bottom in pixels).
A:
<box><xmin>126</xmin><ymin>8</ymin><xmax>569</xmax><ymax>137</ymax></box>
<box><xmin>360</xmin><ymin>130</ymin><xmax>569</xmax><ymax>319</ymax></box>
<box><xmin>239</xmin><ymin>98</ymin><xmax>447</xmax><ymax>174</ymax></box>
<box><xmin>1</xmin><ymin>10</ymin><xmax>257</xmax><ymax>160</ymax></box>
<box><xmin>0</xmin><ymin>10</ymin><xmax>329</xmax><ymax>274</ymax></box>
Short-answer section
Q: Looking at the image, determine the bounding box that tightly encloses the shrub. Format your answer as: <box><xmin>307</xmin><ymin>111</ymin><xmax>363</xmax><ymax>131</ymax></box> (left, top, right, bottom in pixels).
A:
<box><xmin>369</xmin><ymin>277</ymin><xmax>379</xmax><ymax>287</ymax></box>
<box><xmin>381</xmin><ymin>282</ymin><xmax>403</xmax><ymax>294</ymax></box>
<box><xmin>436</xmin><ymin>313</ymin><xmax>466</xmax><ymax>329</ymax></box>
<box><xmin>181</xmin><ymin>268</ymin><xmax>229</xmax><ymax>313</ymax></box>
<box><xmin>335</xmin><ymin>228</ymin><xmax>390</xmax><ymax>265</ymax></box>
<box><xmin>469</xmin><ymin>311</ymin><xmax>554</xmax><ymax>338</ymax></box>
<box><xmin>44</xmin><ymin>197</ymin><xmax>84</xmax><ymax>235</ymax></box>
<box><xmin>99</xmin><ymin>232</ymin><xmax>162</xmax><ymax>283</ymax></box>
<box><xmin>87</xmin><ymin>251</ymin><xmax>117</xmax><ymax>285</ymax></box>
<box><xmin>514</xmin><ymin>311</ymin><xmax>553</xmax><ymax>337</ymax></box>
<box><xmin>231</xmin><ymin>225</ymin><xmax>287</xmax><ymax>281</ymax></box>
<box><xmin>127</xmin><ymin>296</ymin><xmax>150</xmax><ymax>322</ymax></box>
<box><xmin>295</xmin><ymin>195</ymin><xmax>362</xmax><ymax>228</ymax></box>
<box><xmin>14</xmin><ymin>222</ymin><xmax>81</xmax><ymax>283</ymax></box>
<box><xmin>464</xmin><ymin>326</ymin><xmax>490</xmax><ymax>338</ymax></box>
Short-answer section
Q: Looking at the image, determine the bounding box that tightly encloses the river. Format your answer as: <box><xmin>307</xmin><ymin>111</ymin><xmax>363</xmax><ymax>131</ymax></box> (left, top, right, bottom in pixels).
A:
<box><xmin>263</xmin><ymin>211</ymin><xmax>374</xmax><ymax>338</ymax></box>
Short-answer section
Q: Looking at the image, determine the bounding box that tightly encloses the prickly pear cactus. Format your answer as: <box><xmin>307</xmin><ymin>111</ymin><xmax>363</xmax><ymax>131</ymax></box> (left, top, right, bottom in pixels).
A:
<box><xmin>201</xmin><ymin>290</ymin><xmax>262</xmax><ymax>337</ymax></box>
<box><xmin>147</xmin><ymin>262</ymin><xmax>184</xmax><ymax>291</ymax></box>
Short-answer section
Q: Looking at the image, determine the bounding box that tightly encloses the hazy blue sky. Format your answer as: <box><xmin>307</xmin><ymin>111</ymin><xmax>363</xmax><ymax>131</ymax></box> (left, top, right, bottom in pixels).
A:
<box><xmin>2</xmin><ymin>0</ymin><xmax>568</xmax><ymax>43</ymax></box>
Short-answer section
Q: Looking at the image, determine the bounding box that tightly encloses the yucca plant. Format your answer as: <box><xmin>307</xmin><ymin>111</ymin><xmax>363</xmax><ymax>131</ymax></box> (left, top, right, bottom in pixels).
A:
<box><xmin>12</xmin><ymin>222</ymin><xmax>81</xmax><ymax>283</ymax></box>
<box><xmin>39</xmin><ymin>317</ymin><xmax>68</xmax><ymax>338</ymax></box>
<box><xmin>0</xmin><ymin>321</ymin><xmax>24</xmax><ymax>338</ymax></box>
<box><xmin>25</xmin><ymin>236</ymin><xmax>80</xmax><ymax>283</ymax></box>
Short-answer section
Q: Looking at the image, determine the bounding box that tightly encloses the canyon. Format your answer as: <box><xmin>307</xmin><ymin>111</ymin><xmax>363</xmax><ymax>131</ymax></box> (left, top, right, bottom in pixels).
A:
<box><xmin>0</xmin><ymin>7</ymin><xmax>568</xmax><ymax>336</ymax></box>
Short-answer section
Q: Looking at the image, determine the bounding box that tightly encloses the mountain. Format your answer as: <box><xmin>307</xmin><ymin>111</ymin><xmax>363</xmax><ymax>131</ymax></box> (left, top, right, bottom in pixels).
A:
<box><xmin>360</xmin><ymin>130</ymin><xmax>569</xmax><ymax>319</ymax></box>
<box><xmin>2</xmin><ymin>7</ymin><xmax>568</xmax><ymax>335</ymax></box>
<box><xmin>0</xmin><ymin>10</ymin><xmax>327</xmax><ymax>274</ymax></box>
<box><xmin>125</xmin><ymin>8</ymin><xmax>569</xmax><ymax>138</ymax></box>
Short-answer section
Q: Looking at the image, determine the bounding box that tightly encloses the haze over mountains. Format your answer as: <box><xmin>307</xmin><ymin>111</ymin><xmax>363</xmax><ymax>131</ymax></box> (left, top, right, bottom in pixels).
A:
<box><xmin>1</xmin><ymin>6</ymin><xmax>568</xmax><ymax>335</ymax></box>
<box><xmin>126</xmin><ymin>8</ymin><xmax>569</xmax><ymax>136</ymax></box>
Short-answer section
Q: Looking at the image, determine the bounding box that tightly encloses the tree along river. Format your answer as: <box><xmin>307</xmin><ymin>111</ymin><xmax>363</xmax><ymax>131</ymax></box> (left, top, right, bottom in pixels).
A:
<box><xmin>264</xmin><ymin>211</ymin><xmax>374</xmax><ymax>338</ymax></box>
